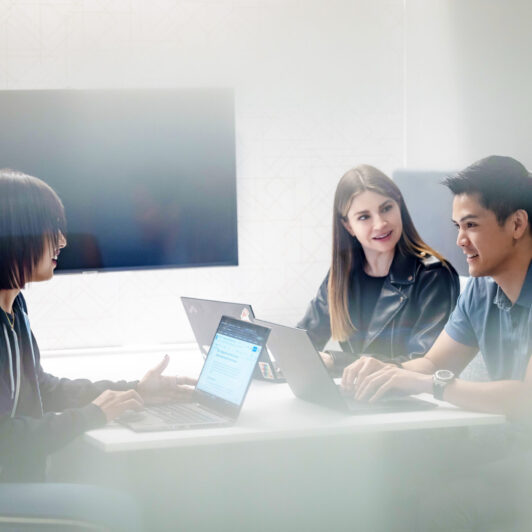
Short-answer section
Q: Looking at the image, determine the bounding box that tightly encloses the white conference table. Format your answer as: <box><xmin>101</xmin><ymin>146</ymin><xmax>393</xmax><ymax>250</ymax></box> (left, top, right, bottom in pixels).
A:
<box><xmin>73</xmin><ymin>380</ymin><xmax>506</xmax><ymax>532</ymax></box>
<box><xmin>84</xmin><ymin>379</ymin><xmax>505</xmax><ymax>453</ymax></box>
<box><xmin>49</xmin><ymin>346</ymin><xmax>506</xmax><ymax>532</ymax></box>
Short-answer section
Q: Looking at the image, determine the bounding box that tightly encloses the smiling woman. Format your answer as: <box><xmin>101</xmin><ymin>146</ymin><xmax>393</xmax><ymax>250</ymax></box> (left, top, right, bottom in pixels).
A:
<box><xmin>341</xmin><ymin>191</ymin><xmax>403</xmax><ymax>268</ymax></box>
<box><xmin>0</xmin><ymin>169</ymin><xmax>67</xmax><ymax>290</ymax></box>
<box><xmin>297</xmin><ymin>164</ymin><xmax>460</xmax><ymax>373</ymax></box>
<box><xmin>32</xmin><ymin>231</ymin><xmax>67</xmax><ymax>282</ymax></box>
<box><xmin>0</xmin><ymin>169</ymin><xmax>196</xmax><ymax>485</ymax></box>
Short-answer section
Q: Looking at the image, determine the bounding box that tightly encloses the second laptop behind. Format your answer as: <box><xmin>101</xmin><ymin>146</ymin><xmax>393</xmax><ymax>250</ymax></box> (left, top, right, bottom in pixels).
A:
<box><xmin>181</xmin><ymin>296</ymin><xmax>284</xmax><ymax>381</ymax></box>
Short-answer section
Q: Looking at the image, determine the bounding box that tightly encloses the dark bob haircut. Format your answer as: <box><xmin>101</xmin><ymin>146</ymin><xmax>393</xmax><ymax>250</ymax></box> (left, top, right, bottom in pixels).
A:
<box><xmin>0</xmin><ymin>169</ymin><xmax>66</xmax><ymax>289</ymax></box>
<box><xmin>443</xmin><ymin>155</ymin><xmax>532</xmax><ymax>230</ymax></box>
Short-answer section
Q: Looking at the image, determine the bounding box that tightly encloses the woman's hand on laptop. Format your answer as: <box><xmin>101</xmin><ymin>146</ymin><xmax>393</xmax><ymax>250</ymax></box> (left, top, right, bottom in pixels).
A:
<box><xmin>137</xmin><ymin>354</ymin><xmax>197</xmax><ymax>405</ymax></box>
<box><xmin>92</xmin><ymin>389</ymin><xmax>144</xmax><ymax>422</ymax></box>
<box><xmin>319</xmin><ymin>351</ymin><xmax>334</xmax><ymax>369</ymax></box>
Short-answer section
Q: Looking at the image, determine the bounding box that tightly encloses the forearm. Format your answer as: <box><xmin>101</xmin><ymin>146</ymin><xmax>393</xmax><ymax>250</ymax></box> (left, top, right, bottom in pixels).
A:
<box><xmin>40</xmin><ymin>371</ymin><xmax>137</xmax><ymax>412</ymax></box>
<box><xmin>441</xmin><ymin>379</ymin><xmax>531</xmax><ymax>419</ymax></box>
<box><xmin>396</xmin><ymin>369</ymin><xmax>529</xmax><ymax>419</ymax></box>
<box><xmin>401</xmin><ymin>356</ymin><xmax>437</xmax><ymax>375</ymax></box>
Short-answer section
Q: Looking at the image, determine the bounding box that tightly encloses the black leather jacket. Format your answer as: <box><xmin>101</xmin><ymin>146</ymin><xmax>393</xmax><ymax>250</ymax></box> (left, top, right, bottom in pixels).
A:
<box><xmin>297</xmin><ymin>252</ymin><xmax>460</xmax><ymax>370</ymax></box>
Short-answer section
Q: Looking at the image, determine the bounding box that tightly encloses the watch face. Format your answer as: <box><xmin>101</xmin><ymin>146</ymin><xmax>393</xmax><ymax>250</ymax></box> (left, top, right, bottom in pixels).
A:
<box><xmin>436</xmin><ymin>369</ymin><xmax>454</xmax><ymax>382</ymax></box>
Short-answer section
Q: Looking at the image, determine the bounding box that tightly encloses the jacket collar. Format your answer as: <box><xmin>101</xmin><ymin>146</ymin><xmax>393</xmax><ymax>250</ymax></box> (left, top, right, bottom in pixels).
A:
<box><xmin>387</xmin><ymin>251</ymin><xmax>418</xmax><ymax>286</ymax></box>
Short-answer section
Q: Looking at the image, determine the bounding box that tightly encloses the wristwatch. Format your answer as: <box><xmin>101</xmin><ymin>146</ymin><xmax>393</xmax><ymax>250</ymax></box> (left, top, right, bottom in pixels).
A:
<box><xmin>432</xmin><ymin>369</ymin><xmax>455</xmax><ymax>400</ymax></box>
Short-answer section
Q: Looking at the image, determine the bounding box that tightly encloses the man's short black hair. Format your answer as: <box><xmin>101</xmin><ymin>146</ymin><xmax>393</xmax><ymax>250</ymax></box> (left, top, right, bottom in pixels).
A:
<box><xmin>443</xmin><ymin>155</ymin><xmax>532</xmax><ymax>228</ymax></box>
<box><xmin>0</xmin><ymin>169</ymin><xmax>66</xmax><ymax>289</ymax></box>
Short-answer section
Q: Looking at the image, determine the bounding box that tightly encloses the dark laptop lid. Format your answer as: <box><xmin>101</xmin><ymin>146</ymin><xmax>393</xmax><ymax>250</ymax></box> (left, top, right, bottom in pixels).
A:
<box><xmin>195</xmin><ymin>316</ymin><xmax>270</xmax><ymax>419</ymax></box>
<box><xmin>181</xmin><ymin>297</ymin><xmax>255</xmax><ymax>358</ymax></box>
<box><xmin>253</xmin><ymin>318</ymin><xmax>345</xmax><ymax>411</ymax></box>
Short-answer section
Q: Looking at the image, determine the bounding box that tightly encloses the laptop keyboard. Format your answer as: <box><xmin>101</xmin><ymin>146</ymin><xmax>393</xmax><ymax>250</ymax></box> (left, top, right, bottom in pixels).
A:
<box><xmin>145</xmin><ymin>403</ymin><xmax>224</xmax><ymax>424</ymax></box>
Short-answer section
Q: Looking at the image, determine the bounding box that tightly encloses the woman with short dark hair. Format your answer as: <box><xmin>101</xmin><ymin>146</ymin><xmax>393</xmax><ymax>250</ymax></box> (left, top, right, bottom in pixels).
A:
<box><xmin>298</xmin><ymin>165</ymin><xmax>460</xmax><ymax>374</ymax></box>
<box><xmin>0</xmin><ymin>169</ymin><xmax>195</xmax><ymax>484</ymax></box>
<box><xmin>0</xmin><ymin>169</ymin><xmax>68</xmax><ymax>289</ymax></box>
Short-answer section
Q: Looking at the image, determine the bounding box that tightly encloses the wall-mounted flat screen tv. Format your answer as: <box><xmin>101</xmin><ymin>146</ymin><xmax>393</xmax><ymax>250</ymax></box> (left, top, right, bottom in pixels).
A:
<box><xmin>0</xmin><ymin>88</ymin><xmax>238</xmax><ymax>272</ymax></box>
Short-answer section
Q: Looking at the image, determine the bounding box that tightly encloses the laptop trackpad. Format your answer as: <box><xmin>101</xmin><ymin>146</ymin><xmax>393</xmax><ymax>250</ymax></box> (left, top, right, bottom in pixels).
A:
<box><xmin>345</xmin><ymin>395</ymin><xmax>436</xmax><ymax>413</ymax></box>
<box><xmin>117</xmin><ymin>404</ymin><xmax>229</xmax><ymax>432</ymax></box>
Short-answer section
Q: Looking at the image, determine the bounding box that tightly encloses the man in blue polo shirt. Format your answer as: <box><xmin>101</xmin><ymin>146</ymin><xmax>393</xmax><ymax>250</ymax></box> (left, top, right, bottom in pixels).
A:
<box><xmin>341</xmin><ymin>155</ymin><xmax>532</xmax><ymax>530</ymax></box>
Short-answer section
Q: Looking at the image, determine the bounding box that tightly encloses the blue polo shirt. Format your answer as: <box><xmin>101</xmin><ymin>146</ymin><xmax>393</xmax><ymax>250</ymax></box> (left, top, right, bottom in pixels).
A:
<box><xmin>445</xmin><ymin>261</ymin><xmax>532</xmax><ymax>381</ymax></box>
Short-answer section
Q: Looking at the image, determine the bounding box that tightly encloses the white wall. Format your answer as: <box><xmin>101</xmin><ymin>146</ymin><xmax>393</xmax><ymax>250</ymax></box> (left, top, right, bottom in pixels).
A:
<box><xmin>3</xmin><ymin>1</ymin><xmax>531</xmax><ymax>352</ymax></box>
<box><xmin>2</xmin><ymin>1</ymin><xmax>404</xmax><ymax>350</ymax></box>
<box><xmin>405</xmin><ymin>0</ymin><xmax>532</xmax><ymax>170</ymax></box>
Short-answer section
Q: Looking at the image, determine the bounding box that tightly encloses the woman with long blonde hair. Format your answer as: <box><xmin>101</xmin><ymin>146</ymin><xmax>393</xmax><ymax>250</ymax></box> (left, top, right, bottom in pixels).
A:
<box><xmin>298</xmin><ymin>165</ymin><xmax>459</xmax><ymax>373</ymax></box>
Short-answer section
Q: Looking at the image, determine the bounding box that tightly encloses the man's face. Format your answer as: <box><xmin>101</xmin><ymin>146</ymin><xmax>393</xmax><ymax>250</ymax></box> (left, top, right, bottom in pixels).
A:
<box><xmin>452</xmin><ymin>193</ymin><xmax>515</xmax><ymax>278</ymax></box>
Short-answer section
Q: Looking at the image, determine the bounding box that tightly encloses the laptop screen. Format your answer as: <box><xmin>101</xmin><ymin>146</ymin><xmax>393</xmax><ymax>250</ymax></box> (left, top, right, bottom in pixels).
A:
<box><xmin>181</xmin><ymin>297</ymin><xmax>255</xmax><ymax>358</ymax></box>
<box><xmin>196</xmin><ymin>316</ymin><xmax>269</xmax><ymax>407</ymax></box>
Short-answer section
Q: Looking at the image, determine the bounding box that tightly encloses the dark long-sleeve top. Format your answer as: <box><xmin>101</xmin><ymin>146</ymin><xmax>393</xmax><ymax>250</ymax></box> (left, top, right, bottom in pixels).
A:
<box><xmin>0</xmin><ymin>293</ymin><xmax>137</xmax><ymax>482</ymax></box>
<box><xmin>297</xmin><ymin>251</ymin><xmax>460</xmax><ymax>370</ymax></box>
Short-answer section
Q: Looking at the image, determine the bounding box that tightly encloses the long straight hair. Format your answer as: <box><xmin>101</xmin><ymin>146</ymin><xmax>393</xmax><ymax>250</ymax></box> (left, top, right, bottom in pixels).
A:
<box><xmin>328</xmin><ymin>165</ymin><xmax>446</xmax><ymax>341</ymax></box>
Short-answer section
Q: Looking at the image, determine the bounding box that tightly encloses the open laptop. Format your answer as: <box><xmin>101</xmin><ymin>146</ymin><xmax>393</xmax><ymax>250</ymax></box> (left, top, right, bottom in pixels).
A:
<box><xmin>252</xmin><ymin>318</ymin><xmax>436</xmax><ymax>414</ymax></box>
<box><xmin>181</xmin><ymin>296</ymin><xmax>284</xmax><ymax>381</ymax></box>
<box><xmin>118</xmin><ymin>316</ymin><xmax>270</xmax><ymax>432</ymax></box>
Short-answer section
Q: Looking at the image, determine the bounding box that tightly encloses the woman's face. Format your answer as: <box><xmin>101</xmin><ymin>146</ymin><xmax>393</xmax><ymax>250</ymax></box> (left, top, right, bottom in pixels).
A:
<box><xmin>31</xmin><ymin>231</ymin><xmax>67</xmax><ymax>282</ymax></box>
<box><xmin>342</xmin><ymin>190</ymin><xmax>402</xmax><ymax>255</ymax></box>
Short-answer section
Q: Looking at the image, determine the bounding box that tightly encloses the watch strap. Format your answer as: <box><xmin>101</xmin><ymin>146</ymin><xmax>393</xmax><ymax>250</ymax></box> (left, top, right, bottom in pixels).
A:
<box><xmin>432</xmin><ymin>370</ymin><xmax>455</xmax><ymax>400</ymax></box>
<box><xmin>432</xmin><ymin>377</ymin><xmax>446</xmax><ymax>400</ymax></box>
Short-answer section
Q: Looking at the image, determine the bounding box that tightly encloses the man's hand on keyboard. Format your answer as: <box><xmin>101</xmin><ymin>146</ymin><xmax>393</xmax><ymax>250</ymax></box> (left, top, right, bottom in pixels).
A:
<box><xmin>136</xmin><ymin>354</ymin><xmax>197</xmax><ymax>405</ymax></box>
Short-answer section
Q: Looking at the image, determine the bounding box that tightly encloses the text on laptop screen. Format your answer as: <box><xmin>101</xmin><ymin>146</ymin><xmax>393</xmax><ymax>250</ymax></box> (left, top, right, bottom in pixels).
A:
<box><xmin>196</xmin><ymin>319</ymin><xmax>265</xmax><ymax>406</ymax></box>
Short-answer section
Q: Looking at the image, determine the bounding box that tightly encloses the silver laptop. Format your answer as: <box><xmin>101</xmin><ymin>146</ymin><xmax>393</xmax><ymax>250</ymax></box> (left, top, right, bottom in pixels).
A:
<box><xmin>118</xmin><ymin>316</ymin><xmax>270</xmax><ymax>432</ymax></box>
<box><xmin>253</xmin><ymin>318</ymin><xmax>436</xmax><ymax>414</ymax></box>
<box><xmin>181</xmin><ymin>296</ymin><xmax>284</xmax><ymax>381</ymax></box>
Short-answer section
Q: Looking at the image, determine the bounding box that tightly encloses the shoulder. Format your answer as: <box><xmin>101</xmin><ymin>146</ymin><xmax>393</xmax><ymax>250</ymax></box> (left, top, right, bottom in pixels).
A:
<box><xmin>391</xmin><ymin>252</ymin><xmax>457</xmax><ymax>288</ymax></box>
<box><xmin>411</xmin><ymin>255</ymin><xmax>460</xmax><ymax>299</ymax></box>
<box><xmin>319</xmin><ymin>269</ymin><xmax>330</xmax><ymax>291</ymax></box>
<box><xmin>414</xmin><ymin>254</ymin><xmax>459</xmax><ymax>281</ymax></box>
<box><xmin>420</xmin><ymin>254</ymin><xmax>442</xmax><ymax>269</ymax></box>
<box><xmin>309</xmin><ymin>269</ymin><xmax>330</xmax><ymax>302</ymax></box>
<box><xmin>13</xmin><ymin>293</ymin><xmax>28</xmax><ymax>314</ymax></box>
<box><xmin>418</xmin><ymin>254</ymin><xmax>457</xmax><ymax>274</ymax></box>
<box><xmin>459</xmin><ymin>275</ymin><xmax>496</xmax><ymax>305</ymax></box>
